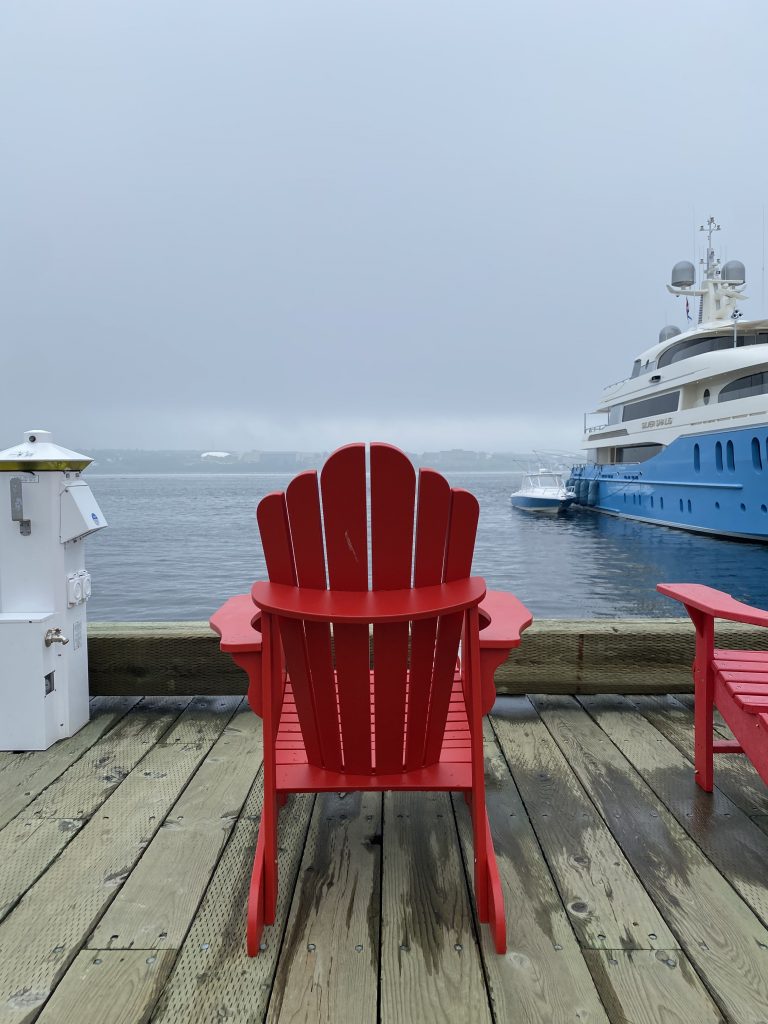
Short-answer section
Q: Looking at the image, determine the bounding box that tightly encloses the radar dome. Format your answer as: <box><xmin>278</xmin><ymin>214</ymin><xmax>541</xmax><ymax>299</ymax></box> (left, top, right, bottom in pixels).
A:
<box><xmin>671</xmin><ymin>261</ymin><xmax>696</xmax><ymax>288</ymax></box>
<box><xmin>722</xmin><ymin>260</ymin><xmax>746</xmax><ymax>285</ymax></box>
<box><xmin>659</xmin><ymin>325</ymin><xmax>682</xmax><ymax>344</ymax></box>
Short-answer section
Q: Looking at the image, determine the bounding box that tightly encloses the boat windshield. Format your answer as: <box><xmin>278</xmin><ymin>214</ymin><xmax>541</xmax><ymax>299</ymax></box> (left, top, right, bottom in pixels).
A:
<box><xmin>525</xmin><ymin>473</ymin><xmax>564</xmax><ymax>488</ymax></box>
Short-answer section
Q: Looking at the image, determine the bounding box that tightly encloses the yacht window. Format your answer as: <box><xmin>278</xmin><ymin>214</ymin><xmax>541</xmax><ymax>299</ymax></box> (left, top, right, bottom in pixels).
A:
<box><xmin>615</xmin><ymin>444</ymin><xmax>663</xmax><ymax>463</ymax></box>
<box><xmin>715</xmin><ymin>441</ymin><xmax>723</xmax><ymax>471</ymax></box>
<box><xmin>621</xmin><ymin>391</ymin><xmax>679</xmax><ymax>422</ymax></box>
<box><xmin>752</xmin><ymin>437</ymin><xmax>763</xmax><ymax>471</ymax></box>
<box><xmin>703</xmin><ymin>389</ymin><xmax>710</xmax><ymax>405</ymax></box>
<box><xmin>727</xmin><ymin>440</ymin><xmax>735</xmax><ymax>471</ymax></box>
<box><xmin>631</xmin><ymin>360</ymin><xmax>642</xmax><ymax>378</ymax></box>
<box><xmin>694</xmin><ymin>443</ymin><xmax>701</xmax><ymax>472</ymax></box>
<box><xmin>718</xmin><ymin>372</ymin><xmax>768</xmax><ymax>403</ymax></box>
<box><xmin>608</xmin><ymin>406</ymin><xmax>623</xmax><ymax>425</ymax></box>
<box><xmin>736</xmin><ymin>333</ymin><xmax>768</xmax><ymax>347</ymax></box>
<box><xmin>657</xmin><ymin>334</ymin><xmax>734</xmax><ymax>368</ymax></box>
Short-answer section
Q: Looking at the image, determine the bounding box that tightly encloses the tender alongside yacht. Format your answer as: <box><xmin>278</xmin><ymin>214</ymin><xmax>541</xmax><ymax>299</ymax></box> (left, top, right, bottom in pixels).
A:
<box><xmin>510</xmin><ymin>471</ymin><xmax>575</xmax><ymax>513</ymax></box>
<box><xmin>570</xmin><ymin>217</ymin><xmax>768</xmax><ymax>540</ymax></box>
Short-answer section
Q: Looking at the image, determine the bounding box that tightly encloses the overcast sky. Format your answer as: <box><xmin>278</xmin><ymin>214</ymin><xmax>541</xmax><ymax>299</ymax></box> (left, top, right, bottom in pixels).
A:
<box><xmin>2</xmin><ymin>1</ymin><xmax>767</xmax><ymax>454</ymax></box>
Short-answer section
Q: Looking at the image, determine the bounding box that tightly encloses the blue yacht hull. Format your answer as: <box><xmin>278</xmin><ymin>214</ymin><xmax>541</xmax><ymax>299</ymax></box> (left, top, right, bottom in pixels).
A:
<box><xmin>570</xmin><ymin>424</ymin><xmax>768</xmax><ymax>540</ymax></box>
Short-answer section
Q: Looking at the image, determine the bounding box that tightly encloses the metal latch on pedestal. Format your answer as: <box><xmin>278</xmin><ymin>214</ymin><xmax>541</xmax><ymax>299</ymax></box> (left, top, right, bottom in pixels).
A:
<box><xmin>9</xmin><ymin>477</ymin><xmax>31</xmax><ymax>535</ymax></box>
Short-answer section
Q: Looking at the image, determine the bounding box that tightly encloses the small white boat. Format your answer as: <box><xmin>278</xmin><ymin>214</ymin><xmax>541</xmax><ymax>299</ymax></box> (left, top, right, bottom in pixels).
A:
<box><xmin>510</xmin><ymin>471</ymin><xmax>575</xmax><ymax>513</ymax></box>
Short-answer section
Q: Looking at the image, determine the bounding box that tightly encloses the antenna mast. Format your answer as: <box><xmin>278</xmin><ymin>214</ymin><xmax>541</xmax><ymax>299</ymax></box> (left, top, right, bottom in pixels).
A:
<box><xmin>700</xmin><ymin>216</ymin><xmax>721</xmax><ymax>280</ymax></box>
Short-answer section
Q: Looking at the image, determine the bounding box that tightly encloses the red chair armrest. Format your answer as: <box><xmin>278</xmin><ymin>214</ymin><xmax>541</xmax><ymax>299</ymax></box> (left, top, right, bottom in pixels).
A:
<box><xmin>210</xmin><ymin>594</ymin><xmax>263</xmax><ymax>652</ymax></box>
<box><xmin>657</xmin><ymin>583</ymin><xmax>768</xmax><ymax>628</ymax></box>
<box><xmin>251</xmin><ymin>577</ymin><xmax>486</xmax><ymax>623</ymax></box>
<box><xmin>478</xmin><ymin>590</ymin><xmax>534</xmax><ymax>649</ymax></box>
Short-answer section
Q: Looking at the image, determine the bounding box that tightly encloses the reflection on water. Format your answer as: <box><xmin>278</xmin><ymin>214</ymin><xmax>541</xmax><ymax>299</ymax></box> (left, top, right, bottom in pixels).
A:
<box><xmin>84</xmin><ymin>472</ymin><xmax>768</xmax><ymax>621</ymax></box>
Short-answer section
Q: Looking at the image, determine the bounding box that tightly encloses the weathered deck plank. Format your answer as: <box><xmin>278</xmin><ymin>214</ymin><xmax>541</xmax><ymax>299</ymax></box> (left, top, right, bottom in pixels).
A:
<box><xmin>0</xmin><ymin>698</ymin><xmax>190</xmax><ymax>924</ymax></box>
<box><xmin>150</xmin><ymin>788</ymin><xmax>315</xmax><ymax>1023</ymax></box>
<box><xmin>535</xmin><ymin>694</ymin><xmax>768</xmax><ymax>1024</ymax></box>
<box><xmin>16</xmin><ymin>697</ymin><xmax>191</xmax><ymax>821</ymax></box>
<box><xmin>3</xmin><ymin>693</ymin><xmax>768</xmax><ymax>1022</ymax></box>
<box><xmin>89</xmin><ymin>702</ymin><xmax>257</xmax><ymax>951</ymax></box>
<box><xmin>0</xmin><ymin>817</ymin><xmax>86</xmax><ymax>923</ymax></box>
<box><xmin>0</xmin><ymin>697</ymin><xmax>141</xmax><ymax>830</ymax></box>
<box><xmin>454</xmin><ymin>721</ymin><xmax>609</xmax><ymax>1024</ymax></box>
<box><xmin>580</xmin><ymin>693</ymin><xmax>768</xmax><ymax>929</ymax></box>
<box><xmin>34</xmin><ymin>950</ymin><xmax>175</xmax><ymax>1024</ymax></box>
<box><xmin>631</xmin><ymin>693</ymin><xmax>768</xmax><ymax>821</ymax></box>
<box><xmin>0</xmin><ymin>697</ymin><xmax>239</xmax><ymax>1024</ymax></box>
<box><xmin>490</xmin><ymin>696</ymin><xmax>676</xmax><ymax>951</ymax></box>
<box><xmin>583</xmin><ymin>950</ymin><xmax>726</xmax><ymax>1024</ymax></box>
<box><xmin>380</xmin><ymin>791</ymin><xmax>491</xmax><ymax>1024</ymax></box>
<box><xmin>267</xmin><ymin>792</ymin><xmax>381</xmax><ymax>1024</ymax></box>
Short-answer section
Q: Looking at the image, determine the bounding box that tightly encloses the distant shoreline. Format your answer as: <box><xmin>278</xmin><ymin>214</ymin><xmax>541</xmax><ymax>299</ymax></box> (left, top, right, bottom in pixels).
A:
<box><xmin>85</xmin><ymin>448</ymin><xmax>577</xmax><ymax>476</ymax></box>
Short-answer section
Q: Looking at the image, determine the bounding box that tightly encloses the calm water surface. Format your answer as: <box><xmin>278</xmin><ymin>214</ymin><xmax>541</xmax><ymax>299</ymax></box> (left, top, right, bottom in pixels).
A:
<box><xmin>84</xmin><ymin>472</ymin><xmax>768</xmax><ymax>621</ymax></box>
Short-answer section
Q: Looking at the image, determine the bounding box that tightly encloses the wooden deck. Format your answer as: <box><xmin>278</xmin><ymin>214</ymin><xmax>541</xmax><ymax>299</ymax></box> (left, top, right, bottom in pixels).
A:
<box><xmin>2</xmin><ymin>693</ymin><xmax>768</xmax><ymax>1022</ymax></box>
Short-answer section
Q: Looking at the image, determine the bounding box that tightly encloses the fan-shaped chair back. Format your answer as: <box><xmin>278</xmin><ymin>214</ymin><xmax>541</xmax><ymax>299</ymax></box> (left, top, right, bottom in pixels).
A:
<box><xmin>256</xmin><ymin>442</ymin><xmax>479</xmax><ymax>774</ymax></box>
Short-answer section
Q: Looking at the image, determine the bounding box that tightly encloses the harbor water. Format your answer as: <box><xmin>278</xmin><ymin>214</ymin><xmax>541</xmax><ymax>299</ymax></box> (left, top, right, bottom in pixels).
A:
<box><xmin>84</xmin><ymin>472</ymin><xmax>768</xmax><ymax>621</ymax></box>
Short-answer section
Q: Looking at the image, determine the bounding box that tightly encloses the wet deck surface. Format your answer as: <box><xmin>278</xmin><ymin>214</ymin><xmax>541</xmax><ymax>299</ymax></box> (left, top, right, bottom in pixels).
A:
<box><xmin>1</xmin><ymin>692</ymin><xmax>768</xmax><ymax>1022</ymax></box>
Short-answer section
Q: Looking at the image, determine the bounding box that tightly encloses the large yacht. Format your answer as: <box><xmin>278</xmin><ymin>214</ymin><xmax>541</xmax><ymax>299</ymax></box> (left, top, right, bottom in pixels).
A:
<box><xmin>570</xmin><ymin>217</ymin><xmax>768</xmax><ymax>540</ymax></box>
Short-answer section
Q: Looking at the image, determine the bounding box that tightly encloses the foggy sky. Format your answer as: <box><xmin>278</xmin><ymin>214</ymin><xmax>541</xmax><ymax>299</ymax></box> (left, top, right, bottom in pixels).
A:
<box><xmin>2</xmin><ymin>1</ymin><xmax>767</xmax><ymax>455</ymax></box>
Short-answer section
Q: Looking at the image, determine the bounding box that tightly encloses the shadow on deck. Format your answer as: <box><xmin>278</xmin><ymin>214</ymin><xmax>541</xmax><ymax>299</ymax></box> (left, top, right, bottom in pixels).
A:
<box><xmin>1</xmin><ymin>692</ymin><xmax>767</xmax><ymax>1023</ymax></box>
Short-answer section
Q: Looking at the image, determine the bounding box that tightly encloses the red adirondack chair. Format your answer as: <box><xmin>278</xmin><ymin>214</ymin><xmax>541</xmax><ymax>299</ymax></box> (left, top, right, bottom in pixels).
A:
<box><xmin>211</xmin><ymin>443</ymin><xmax>533</xmax><ymax>955</ymax></box>
<box><xmin>658</xmin><ymin>583</ymin><xmax>768</xmax><ymax>791</ymax></box>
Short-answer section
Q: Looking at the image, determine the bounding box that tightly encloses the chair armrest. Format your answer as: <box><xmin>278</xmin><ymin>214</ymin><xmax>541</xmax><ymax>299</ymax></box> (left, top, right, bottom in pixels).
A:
<box><xmin>478</xmin><ymin>590</ymin><xmax>534</xmax><ymax>649</ymax></box>
<box><xmin>657</xmin><ymin>583</ymin><xmax>768</xmax><ymax>628</ymax></box>
<box><xmin>251</xmin><ymin>577</ymin><xmax>486</xmax><ymax>623</ymax></box>
<box><xmin>210</xmin><ymin>594</ymin><xmax>263</xmax><ymax>652</ymax></box>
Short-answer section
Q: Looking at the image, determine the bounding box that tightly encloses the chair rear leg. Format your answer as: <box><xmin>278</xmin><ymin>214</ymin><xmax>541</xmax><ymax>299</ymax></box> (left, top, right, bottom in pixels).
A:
<box><xmin>693</xmin><ymin>657</ymin><xmax>714</xmax><ymax>792</ymax></box>
<box><xmin>471</xmin><ymin>786</ymin><xmax>489</xmax><ymax>925</ymax></box>
<box><xmin>246</xmin><ymin>826</ymin><xmax>266</xmax><ymax>956</ymax></box>
<box><xmin>694</xmin><ymin>692</ymin><xmax>714</xmax><ymax>792</ymax></box>
<box><xmin>470</xmin><ymin>791</ymin><xmax>506</xmax><ymax>953</ymax></box>
<box><xmin>483</xmin><ymin>811</ymin><xmax>506</xmax><ymax>954</ymax></box>
<box><xmin>263</xmin><ymin>781</ymin><xmax>278</xmax><ymax>924</ymax></box>
<box><xmin>246</xmin><ymin>788</ymin><xmax>280</xmax><ymax>956</ymax></box>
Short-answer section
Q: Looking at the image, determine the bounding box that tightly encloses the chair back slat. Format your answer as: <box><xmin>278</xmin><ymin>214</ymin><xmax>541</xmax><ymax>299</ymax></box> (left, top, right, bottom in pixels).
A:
<box><xmin>443</xmin><ymin>490</ymin><xmax>480</xmax><ymax>582</ymax></box>
<box><xmin>333</xmin><ymin>622</ymin><xmax>373</xmax><ymax>771</ymax></box>
<box><xmin>404</xmin><ymin>470</ymin><xmax>451</xmax><ymax>768</ymax></box>
<box><xmin>422</xmin><ymin>489</ymin><xmax>480</xmax><ymax>764</ymax></box>
<box><xmin>319</xmin><ymin>444</ymin><xmax>371</xmax><ymax>769</ymax></box>
<box><xmin>286</xmin><ymin>472</ymin><xmax>327</xmax><ymax>588</ymax></box>
<box><xmin>371</xmin><ymin>443</ymin><xmax>416</xmax><ymax>772</ymax></box>
<box><xmin>370</xmin><ymin>443</ymin><xmax>416</xmax><ymax>589</ymax></box>
<box><xmin>257</xmin><ymin>493</ymin><xmax>322</xmax><ymax>759</ymax></box>
<box><xmin>413</xmin><ymin>469</ymin><xmax>452</xmax><ymax>587</ymax></box>
<box><xmin>257</xmin><ymin>493</ymin><xmax>297</xmax><ymax>586</ymax></box>
<box><xmin>422</xmin><ymin>611</ymin><xmax>464</xmax><ymax>764</ymax></box>
<box><xmin>320</xmin><ymin>444</ymin><xmax>369</xmax><ymax>590</ymax></box>
<box><xmin>285</xmin><ymin>472</ymin><xmax>342</xmax><ymax>770</ymax></box>
<box><xmin>256</xmin><ymin>444</ymin><xmax>480</xmax><ymax>776</ymax></box>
